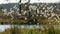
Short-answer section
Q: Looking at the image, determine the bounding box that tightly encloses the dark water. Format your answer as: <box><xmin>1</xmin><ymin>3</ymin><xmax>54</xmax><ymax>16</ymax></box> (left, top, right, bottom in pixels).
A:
<box><xmin>0</xmin><ymin>3</ymin><xmax>19</xmax><ymax>11</ymax></box>
<box><xmin>30</xmin><ymin>3</ymin><xmax>60</xmax><ymax>9</ymax></box>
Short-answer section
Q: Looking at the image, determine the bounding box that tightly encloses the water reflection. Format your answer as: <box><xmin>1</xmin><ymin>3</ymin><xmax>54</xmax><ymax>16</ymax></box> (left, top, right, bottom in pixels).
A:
<box><xmin>0</xmin><ymin>25</ymin><xmax>60</xmax><ymax>32</ymax></box>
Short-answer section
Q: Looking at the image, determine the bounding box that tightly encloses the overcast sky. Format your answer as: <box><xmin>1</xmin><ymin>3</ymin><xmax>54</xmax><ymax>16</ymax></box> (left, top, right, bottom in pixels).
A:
<box><xmin>0</xmin><ymin>0</ymin><xmax>60</xmax><ymax>4</ymax></box>
<box><xmin>21</xmin><ymin>0</ymin><xmax>28</xmax><ymax>3</ymax></box>
<box><xmin>21</xmin><ymin>0</ymin><xmax>60</xmax><ymax>3</ymax></box>
<box><xmin>0</xmin><ymin>0</ymin><xmax>20</xmax><ymax>4</ymax></box>
<box><xmin>30</xmin><ymin>0</ymin><xmax>60</xmax><ymax>3</ymax></box>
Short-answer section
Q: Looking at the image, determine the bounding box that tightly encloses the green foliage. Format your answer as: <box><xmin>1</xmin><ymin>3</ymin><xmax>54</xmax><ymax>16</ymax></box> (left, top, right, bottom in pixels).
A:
<box><xmin>48</xmin><ymin>25</ymin><xmax>55</xmax><ymax>34</ymax></box>
<box><xmin>28</xmin><ymin>29</ymin><xmax>33</xmax><ymax>34</ymax></box>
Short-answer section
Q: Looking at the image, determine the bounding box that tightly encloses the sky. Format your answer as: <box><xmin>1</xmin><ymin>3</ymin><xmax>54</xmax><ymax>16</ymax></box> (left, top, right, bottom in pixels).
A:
<box><xmin>0</xmin><ymin>0</ymin><xmax>20</xmax><ymax>4</ymax></box>
<box><xmin>30</xmin><ymin>0</ymin><xmax>60</xmax><ymax>3</ymax></box>
<box><xmin>21</xmin><ymin>0</ymin><xmax>60</xmax><ymax>3</ymax></box>
<box><xmin>0</xmin><ymin>0</ymin><xmax>60</xmax><ymax>4</ymax></box>
<box><xmin>21</xmin><ymin>0</ymin><xmax>28</xmax><ymax>3</ymax></box>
